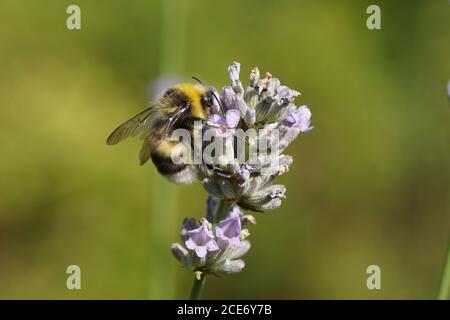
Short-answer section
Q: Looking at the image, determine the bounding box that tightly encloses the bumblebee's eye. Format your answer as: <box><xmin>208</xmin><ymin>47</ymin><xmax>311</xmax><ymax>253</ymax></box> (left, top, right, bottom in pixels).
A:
<box><xmin>201</xmin><ymin>94</ymin><xmax>213</xmax><ymax>107</ymax></box>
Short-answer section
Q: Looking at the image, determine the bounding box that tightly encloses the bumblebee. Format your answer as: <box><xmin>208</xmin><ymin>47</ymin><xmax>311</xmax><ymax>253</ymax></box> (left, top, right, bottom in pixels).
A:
<box><xmin>107</xmin><ymin>82</ymin><xmax>215</xmax><ymax>184</ymax></box>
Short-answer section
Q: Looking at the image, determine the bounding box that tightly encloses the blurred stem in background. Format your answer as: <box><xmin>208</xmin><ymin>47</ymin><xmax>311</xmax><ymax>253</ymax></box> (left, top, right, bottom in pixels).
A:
<box><xmin>159</xmin><ymin>0</ymin><xmax>188</xmax><ymax>74</ymax></box>
<box><xmin>148</xmin><ymin>0</ymin><xmax>188</xmax><ymax>299</ymax></box>
<box><xmin>438</xmin><ymin>241</ymin><xmax>450</xmax><ymax>300</ymax></box>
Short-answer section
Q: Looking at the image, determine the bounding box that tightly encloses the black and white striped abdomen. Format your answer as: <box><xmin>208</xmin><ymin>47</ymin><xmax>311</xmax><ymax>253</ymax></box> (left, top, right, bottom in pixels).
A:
<box><xmin>150</xmin><ymin>140</ymin><xmax>198</xmax><ymax>184</ymax></box>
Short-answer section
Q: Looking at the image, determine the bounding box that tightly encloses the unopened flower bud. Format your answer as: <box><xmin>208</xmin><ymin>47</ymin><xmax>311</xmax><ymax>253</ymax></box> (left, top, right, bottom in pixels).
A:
<box><xmin>239</xmin><ymin>229</ymin><xmax>250</xmax><ymax>240</ymax></box>
<box><xmin>249</xmin><ymin>67</ymin><xmax>260</xmax><ymax>87</ymax></box>
<box><xmin>242</xmin><ymin>215</ymin><xmax>256</xmax><ymax>225</ymax></box>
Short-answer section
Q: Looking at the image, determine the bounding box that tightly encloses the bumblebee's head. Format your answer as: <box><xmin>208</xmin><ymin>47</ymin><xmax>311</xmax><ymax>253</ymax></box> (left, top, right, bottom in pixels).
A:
<box><xmin>166</xmin><ymin>83</ymin><xmax>214</xmax><ymax>120</ymax></box>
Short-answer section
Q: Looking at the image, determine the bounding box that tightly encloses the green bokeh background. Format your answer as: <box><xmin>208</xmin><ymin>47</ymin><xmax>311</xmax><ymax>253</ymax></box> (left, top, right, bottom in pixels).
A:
<box><xmin>0</xmin><ymin>0</ymin><xmax>449</xmax><ymax>299</ymax></box>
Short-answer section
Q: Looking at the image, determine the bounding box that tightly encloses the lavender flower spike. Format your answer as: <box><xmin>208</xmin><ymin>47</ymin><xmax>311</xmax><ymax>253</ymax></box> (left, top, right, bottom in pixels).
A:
<box><xmin>185</xmin><ymin>221</ymin><xmax>219</xmax><ymax>258</ymax></box>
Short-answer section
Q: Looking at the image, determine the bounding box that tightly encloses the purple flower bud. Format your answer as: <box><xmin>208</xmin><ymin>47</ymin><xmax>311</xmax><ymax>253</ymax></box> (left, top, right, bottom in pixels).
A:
<box><xmin>238</xmin><ymin>184</ymin><xmax>286</xmax><ymax>211</ymax></box>
<box><xmin>242</xmin><ymin>215</ymin><xmax>256</xmax><ymax>226</ymax></box>
<box><xmin>239</xmin><ymin>165</ymin><xmax>253</xmax><ymax>181</ymax></box>
<box><xmin>180</xmin><ymin>218</ymin><xmax>199</xmax><ymax>242</ymax></box>
<box><xmin>277</xmin><ymin>85</ymin><xmax>300</xmax><ymax>103</ymax></box>
<box><xmin>228</xmin><ymin>240</ymin><xmax>251</xmax><ymax>260</ymax></box>
<box><xmin>221</xmin><ymin>86</ymin><xmax>235</xmax><ymax>111</ymax></box>
<box><xmin>215</xmin><ymin>210</ymin><xmax>242</xmax><ymax>247</ymax></box>
<box><xmin>171</xmin><ymin>243</ymin><xmax>193</xmax><ymax>269</ymax></box>
<box><xmin>206</xmin><ymin>196</ymin><xmax>218</xmax><ymax>222</ymax></box>
<box><xmin>283</xmin><ymin>105</ymin><xmax>312</xmax><ymax>132</ymax></box>
<box><xmin>228</xmin><ymin>62</ymin><xmax>240</xmax><ymax>83</ymax></box>
<box><xmin>228</xmin><ymin>62</ymin><xmax>244</xmax><ymax>95</ymax></box>
<box><xmin>233</xmin><ymin>95</ymin><xmax>248</xmax><ymax>116</ymax></box>
<box><xmin>213</xmin><ymin>259</ymin><xmax>245</xmax><ymax>275</ymax></box>
<box><xmin>244</xmin><ymin>108</ymin><xmax>256</xmax><ymax>125</ymax></box>
<box><xmin>225</xmin><ymin>109</ymin><xmax>240</xmax><ymax>128</ymax></box>
<box><xmin>249</xmin><ymin>67</ymin><xmax>260</xmax><ymax>87</ymax></box>
<box><xmin>185</xmin><ymin>221</ymin><xmax>219</xmax><ymax>258</ymax></box>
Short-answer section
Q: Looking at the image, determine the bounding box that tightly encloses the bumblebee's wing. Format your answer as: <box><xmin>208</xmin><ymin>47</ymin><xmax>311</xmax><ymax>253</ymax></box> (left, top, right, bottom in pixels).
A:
<box><xmin>106</xmin><ymin>106</ymin><xmax>163</xmax><ymax>145</ymax></box>
<box><xmin>139</xmin><ymin>124</ymin><xmax>169</xmax><ymax>165</ymax></box>
<box><xmin>138</xmin><ymin>106</ymin><xmax>189</xmax><ymax>165</ymax></box>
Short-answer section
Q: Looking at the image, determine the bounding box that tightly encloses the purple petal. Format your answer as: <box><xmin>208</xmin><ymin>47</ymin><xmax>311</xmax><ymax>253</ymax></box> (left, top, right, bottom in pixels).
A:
<box><xmin>228</xmin><ymin>237</ymin><xmax>241</xmax><ymax>246</ymax></box>
<box><xmin>216</xmin><ymin>227</ymin><xmax>224</xmax><ymax>239</ymax></box>
<box><xmin>283</xmin><ymin>108</ymin><xmax>300</xmax><ymax>127</ymax></box>
<box><xmin>207</xmin><ymin>114</ymin><xmax>225</xmax><ymax>127</ymax></box>
<box><xmin>206</xmin><ymin>240</ymin><xmax>219</xmax><ymax>252</ymax></box>
<box><xmin>283</xmin><ymin>111</ymin><xmax>298</xmax><ymax>127</ymax></box>
<box><xmin>189</xmin><ymin>229</ymin><xmax>209</xmax><ymax>245</ymax></box>
<box><xmin>229</xmin><ymin>206</ymin><xmax>243</xmax><ymax>218</ymax></box>
<box><xmin>225</xmin><ymin>109</ymin><xmax>240</xmax><ymax>128</ymax></box>
<box><xmin>228</xmin><ymin>240</ymin><xmax>251</xmax><ymax>260</ymax></box>
<box><xmin>195</xmin><ymin>246</ymin><xmax>207</xmax><ymax>258</ymax></box>
<box><xmin>297</xmin><ymin>106</ymin><xmax>312</xmax><ymax>132</ymax></box>
<box><xmin>217</xmin><ymin>238</ymin><xmax>229</xmax><ymax>250</ymax></box>
<box><xmin>283</xmin><ymin>106</ymin><xmax>312</xmax><ymax>132</ymax></box>
<box><xmin>188</xmin><ymin>222</ymin><xmax>214</xmax><ymax>246</ymax></box>
<box><xmin>185</xmin><ymin>238</ymin><xmax>196</xmax><ymax>250</ymax></box>
<box><xmin>216</xmin><ymin>214</ymin><xmax>241</xmax><ymax>240</ymax></box>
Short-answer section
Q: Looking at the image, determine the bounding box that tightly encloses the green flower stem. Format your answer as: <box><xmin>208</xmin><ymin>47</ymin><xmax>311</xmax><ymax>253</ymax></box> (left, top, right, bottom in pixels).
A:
<box><xmin>190</xmin><ymin>273</ymin><xmax>206</xmax><ymax>300</ymax></box>
<box><xmin>438</xmin><ymin>241</ymin><xmax>450</xmax><ymax>300</ymax></box>
<box><xmin>213</xmin><ymin>199</ymin><xmax>232</xmax><ymax>226</ymax></box>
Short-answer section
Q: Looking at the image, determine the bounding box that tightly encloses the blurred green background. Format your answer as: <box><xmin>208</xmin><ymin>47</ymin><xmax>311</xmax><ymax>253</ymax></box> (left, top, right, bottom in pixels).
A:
<box><xmin>0</xmin><ymin>0</ymin><xmax>449</xmax><ymax>299</ymax></box>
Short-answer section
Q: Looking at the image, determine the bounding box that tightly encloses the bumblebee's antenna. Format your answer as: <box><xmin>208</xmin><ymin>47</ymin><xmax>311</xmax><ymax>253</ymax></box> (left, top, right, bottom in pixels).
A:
<box><xmin>210</xmin><ymin>89</ymin><xmax>223</xmax><ymax>113</ymax></box>
<box><xmin>192</xmin><ymin>76</ymin><xmax>203</xmax><ymax>84</ymax></box>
